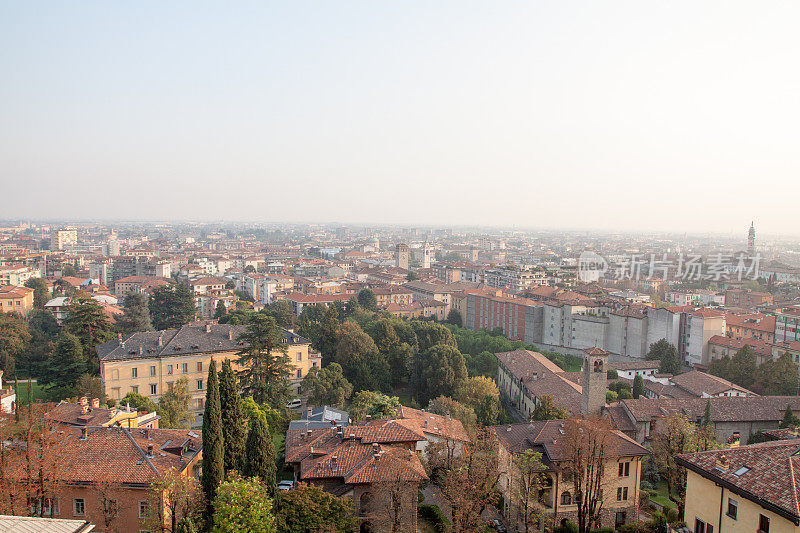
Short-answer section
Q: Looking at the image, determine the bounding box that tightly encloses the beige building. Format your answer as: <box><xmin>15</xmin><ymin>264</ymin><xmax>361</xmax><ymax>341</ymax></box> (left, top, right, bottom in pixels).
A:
<box><xmin>0</xmin><ymin>285</ymin><xmax>34</xmax><ymax>316</ymax></box>
<box><xmin>97</xmin><ymin>322</ymin><xmax>320</xmax><ymax>425</ymax></box>
<box><xmin>494</xmin><ymin>420</ymin><xmax>649</xmax><ymax>531</ymax></box>
<box><xmin>50</xmin><ymin>227</ymin><xmax>78</xmax><ymax>250</ymax></box>
<box><xmin>678</xmin><ymin>440</ymin><xmax>800</xmax><ymax>533</ymax></box>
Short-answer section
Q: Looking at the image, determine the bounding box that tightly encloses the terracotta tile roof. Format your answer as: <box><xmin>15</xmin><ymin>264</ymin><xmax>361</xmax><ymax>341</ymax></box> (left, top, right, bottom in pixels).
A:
<box><xmin>610</xmin><ymin>360</ymin><xmax>660</xmax><ymax>371</ymax></box>
<box><xmin>492</xmin><ymin>420</ymin><xmax>649</xmax><ymax>463</ymax></box>
<box><xmin>5</xmin><ymin>426</ymin><xmax>201</xmax><ymax>485</ymax></box>
<box><xmin>677</xmin><ymin>441</ymin><xmax>800</xmax><ymax>523</ymax></box>
<box><xmin>724</xmin><ymin>312</ymin><xmax>775</xmax><ymax>333</ymax></box>
<box><xmin>397</xmin><ymin>406</ymin><xmax>470</xmax><ymax>442</ymax></box>
<box><xmin>0</xmin><ymin>285</ymin><xmax>33</xmax><ymax>299</ymax></box>
<box><xmin>495</xmin><ymin>350</ymin><xmax>584</xmax><ymax>414</ymax></box>
<box><xmin>669</xmin><ymin>370</ymin><xmax>756</xmax><ymax>397</ymax></box>
<box><xmin>708</xmin><ymin>335</ymin><xmax>772</xmax><ymax>357</ymax></box>
<box><xmin>620</xmin><ymin>396</ymin><xmax>800</xmax><ymax>424</ymax></box>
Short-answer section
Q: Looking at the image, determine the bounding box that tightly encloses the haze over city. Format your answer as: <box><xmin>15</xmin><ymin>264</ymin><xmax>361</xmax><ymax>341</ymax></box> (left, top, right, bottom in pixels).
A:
<box><xmin>2</xmin><ymin>1</ymin><xmax>799</xmax><ymax>233</ymax></box>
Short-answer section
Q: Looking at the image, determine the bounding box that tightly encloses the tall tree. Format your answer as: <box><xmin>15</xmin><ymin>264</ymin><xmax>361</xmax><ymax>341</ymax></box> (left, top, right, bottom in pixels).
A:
<box><xmin>275</xmin><ymin>482</ymin><xmax>355</xmax><ymax>533</ymax></box>
<box><xmin>454</xmin><ymin>375</ymin><xmax>502</xmax><ymax>425</ymax></box>
<box><xmin>652</xmin><ymin>413</ymin><xmax>720</xmax><ymax>516</ymax></box>
<box><xmin>214</xmin><ymin>300</ymin><xmax>227</xmax><ymax>320</ymax></box>
<box><xmin>512</xmin><ymin>449</ymin><xmax>546</xmax><ymax>533</ymax></box>
<box><xmin>357</xmin><ymin>288</ymin><xmax>377</xmax><ymax>311</ymax></box>
<box><xmin>212</xmin><ymin>476</ymin><xmax>276</xmax><ymax>533</ymax></box>
<box><xmin>334</xmin><ymin>321</ymin><xmax>390</xmax><ymax>392</ymax></box>
<box><xmin>300</xmin><ymin>362</ymin><xmax>353</xmax><ymax>408</ymax></box>
<box><xmin>236</xmin><ymin>314</ymin><xmax>292</xmax><ymax>407</ymax></box>
<box><xmin>755</xmin><ymin>353</ymin><xmax>798</xmax><ymax>395</ymax></box>
<box><xmin>560</xmin><ymin>416</ymin><xmax>619</xmax><ymax>533</ymax></box>
<box><xmin>632</xmin><ymin>374</ymin><xmax>645</xmax><ymax>399</ymax></box>
<box><xmin>530</xmin><ymin>395</ymin><xmax>569</xmax><ymax>421</ymax></box>
<box><xmin>348</xmin><ymin>390</ymin><xmax>401</xmax><ymax>422</ymax></box>
<box><xmin>0</xmin><ymin>312</ymin><xmax>30</xmax><ymax>380</ymax></box>
<box><xmin>297</xmin><ymin>304</ymin><xmax>340</xmax><ymax>365</ymax></box>
<box><xmin>780</xmin><ymin>404</ymin><xmax>800</xmax><ymax>428</ymax></box>
<box><xmin>411</xmin><ymin>321</ymin><xmax>457</xmax><ymax>353</ymax></box>
<box><xmin>24</xmin><ymin>277</ymin><xmax>50</xmax><ymax>310</ymax></box>
<box><xmin>427</xmin><ymin>395</ymin><xmax>477</xmax><ymax>430</ymax></box>
<box><xmin>117</xmin><ymin>292</ymin><xmax>152</xmax><ymax>334</ymax></box>
<box><xmin>158</xmin><ymin>376</ymin><xmax>193</xmax><ymax>428</ymax></box>
<box><xmin>727</xmin><ymin>345</ymin><xmax>757</xmax><ymax>389</ymax></box>
<box><xmin>45</xmin><ymin>332</ymin><xmax>86</xmax><ymax>390</ymax></box>
<box><xmin>63</xmin><ymin>295</ymin><xmax>113</xmax><ymax>373</ymax></box>
<box><xmin>647</xmin><ymin>339</ymin><xmax>682</xmax><ymax>375</ymax></box>
<box><xmin>219</xmin><ymin>359</ymin><xmax>247</xmax><ymax>473</ymax></box>
<box><xmin>24</xmin><ymin>309</ymin><xmax>59</xmax><ymax>377</ymax></box>
<box><xmin>243</xmin><ymin>417</ymin><xmax>276</xmax><ymax>497</ymax></box>
<box><xmin>445</xmin><ymin>309</ymin><xmax>463</xmax><ymax>327</ymax></box>
<box><xmin>701</xmin><ymin>399</ymin><xmax>712</xmax><ymax>428</ymax></box>
<box><xmin>263</xmin><ymin>300</ymin><xmax>294</xmax><ymax>329</ymax></box>
<box><xmin>202</xmin><ymin>360</ymin><xmax>224</xmax><ymax>512</ymax></box>
<box><xmin>412</xmin><ymin>344</ymin><xmax>468</xmax><ymax>404</ymax></box>
<box><xmin>149</xmin><ymin>284</ymin><xmax>196</xmax><ymax>331</ymax></box>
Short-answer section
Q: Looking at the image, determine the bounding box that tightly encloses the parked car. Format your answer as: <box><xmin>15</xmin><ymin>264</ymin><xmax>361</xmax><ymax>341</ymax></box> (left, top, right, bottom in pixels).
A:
<box><xmin>285</xmin><ymin>398</ymin><xmax>302</xmax><ymax>409</ymax></box>
<box><xmin>277</xmin><ymin>480</ymin><xmax>294</xmax><ymax>491</ymax></box>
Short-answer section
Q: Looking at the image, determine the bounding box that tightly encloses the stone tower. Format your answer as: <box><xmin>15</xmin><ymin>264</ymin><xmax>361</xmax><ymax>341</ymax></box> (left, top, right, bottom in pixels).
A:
<box><xmin>748</xmin><ymin>222</ymin><xmax>756</xmax><ymax>256</ymax></box>
<box><xmin>581</xmin><ymin>346</ymin><xmax>609</xmax><ymax>416</ymax></box>
<box><xmin>422</xmin><ymin>243</ymin><xmax>434</xmax><ymax>269</ymax></box>
<box><xmin>395</xmin><ymin>243</ymin><xmax>410</xmax><ymax>270</ymax></box>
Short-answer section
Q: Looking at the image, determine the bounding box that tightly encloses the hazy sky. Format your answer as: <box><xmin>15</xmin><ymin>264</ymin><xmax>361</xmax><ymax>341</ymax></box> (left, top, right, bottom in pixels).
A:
<box><xmin>1</xmin><ymin>1</ymin><xmax>799</xmax><ymax>233</ymax></box>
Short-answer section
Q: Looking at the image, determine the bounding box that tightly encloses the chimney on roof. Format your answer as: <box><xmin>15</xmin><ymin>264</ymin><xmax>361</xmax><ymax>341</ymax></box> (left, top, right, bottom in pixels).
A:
<box><xmin>79</xmin><ymin>396</ymin><xmax>88</xmax><ymax>414</ymax></box>
<box><xmin>331</xmin><ymin>455</ymin><xmax>337</xmax><ymax>470</ymax></box>
<box><xmin>228</xmin><ymin>329</ymin><xmax>233</xmax><ymax>341</ymax></box>
<box><xmin>118</xmin><ymin>333</ymin><xmax>123</xmax><ymax>344</ymax></box>
<box><xmin>158</xmin><ymin>334</ymin><xmax>163</xmax><ymax>347</ymax></box>
<box><xmin>144</xmin><ymin>428</ymin><xmax>151</xmax><ymax>439</ymax></box>
<box><xmin>715</xmin><ymin>453</ymin><xmax>730</xmax><ymax>472</ymax></box>
<box><xmin>147</xmin><ymin>444</ymin><xmax>154</xmax><ymax>457</ymax></box>
<box><xmin>139</xmin><ymin>345</ymin><xmax>143</xmax><ymax>355</ymax></box>
<box><xmin>80</xmin><ymin>428</ymin><xmax>87</xmax><ymax>440</ymax></box>
<box><xmin>109</xmin><ymin>407</ymin><xmax>117</xmax><ymax>418</ymax></box>
<box><xmin>91</xmin><ymin>398</ymin><xmax>99</xmax><ymax>409</ymax></box>
<box><xmin>205</xmin><ymin>322</ymin><xmax>211</xmax><ymax>333</ymax></box>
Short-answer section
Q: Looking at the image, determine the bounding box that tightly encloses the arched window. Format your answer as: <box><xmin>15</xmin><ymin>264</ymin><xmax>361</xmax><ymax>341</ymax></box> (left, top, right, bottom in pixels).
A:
<box><xmin>561</xmin><ymin>491</ymin><xmax>572</xmax><ymax>505</ymax></box>
<box><xmin>359</xmin><ymin>492</ymin><xmax>373</xmax><ymax>515</ymax></box>
<box><xmin>593</xmin><ymin>360</ymin><xmax>603</xmax><ymax>373</ymax></box>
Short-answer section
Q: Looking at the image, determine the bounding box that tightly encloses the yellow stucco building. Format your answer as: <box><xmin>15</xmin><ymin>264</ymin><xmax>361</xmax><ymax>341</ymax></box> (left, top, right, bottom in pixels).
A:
<box><xmin>678</xmin><ymin>439</ymin><xmax>800</xmax><ymax>533</ymax></box>
<box><xmin>97</xmin><ymin>322</ymin><xmax>320</xmax><ymax>425</ymax></box>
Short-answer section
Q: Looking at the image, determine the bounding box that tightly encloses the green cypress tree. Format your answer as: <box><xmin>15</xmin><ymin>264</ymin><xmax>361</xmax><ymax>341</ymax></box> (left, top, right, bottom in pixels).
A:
<box><xmin>702</xmin><ymin>399</ymin><xmax>712</xmax><ymax>427</ymax></box>
<box><xmin>632</xmin><ymin>374</ymin><xmax>645</xmax><ymax>399</ymax></box>
<box><xmin>780</xmin><ymin>404</ymin><xmax>800</xmax><ymax>428</ymax></box>
<box><xmin>243</xmin><ymin>417</ymin><xmax>276</xmax><ymax>497</ymax></box>
<box><xmin>175</xmin><ymin>517</ymin><xmax>197</xmax><ymax>533</ymax></box>
<box><xmin>202</xmin><ymin>360</ymin><xmax>224</xmax><ymax>512</ymax></box>
<box><xmin>219</xmin><ymin>359</ymin><xmax>247</xmax><ymax>473</ymax></box>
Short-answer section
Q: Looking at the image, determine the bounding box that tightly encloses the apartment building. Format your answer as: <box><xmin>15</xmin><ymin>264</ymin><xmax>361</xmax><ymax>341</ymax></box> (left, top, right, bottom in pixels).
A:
<box><xmin>0</xmin><ymin>285</ymin><xmax>34</xmax><ymax>316</ymax></box>
<box><xmin>484</xmin><ymin>267</ymin><xmax>547</xmax><ymax>291</ymax></box>
<box><xmin>97</xmin><ymin>322</ymin><xmax>320</xmax><ymax>425</ymax></box>
<box><xmin>708</xmin><ymin>335</ymin><xmax>773</xmax><ymax>365</ymax></box>
<box><xmin>372</xmin><ymin>286</ymin><xmax>413</xmax><ymax>307</ymax></box>
<box><xmin>665</xmin><ymin>289</ymin><xmax>724</xmax><ymax>307</ymax></box>
<box><xmin>724</xmin><ymin>312</ymin><xmax>775</xmax><ymax>343</ymax></box>
<box><xmin>114</xmin><ymin>275</ymin><xmax>170</xmax><ymax>298</ymax></box>
<box><xmin>494</xmin><ymin>420</ymin><xmax>649</xmax><ymax>531</ymax></box>
<box><xmin>0</xmin><ymin>264</ymin><xmax>37</xmax><ymax>286</ymax></box>
<box><xmin>725</xmin><ymin>288</ymin><xmax>774</xmax><ymax>309</ymax></box>
<box><xmin>646</xmin><ymin>307</ymin><xmax>725</xmax><ymax>366</ymax></box>
<box><xmin>775</xmin><ymin>307</ymin><xmax>800</xmax><ymax>343</ymax></box>
<box><xmin>465</xmin><ymin>289</ymin><xmax>542</xmax><ymax>343</ymax></box>
<box><xmin>678</xmin><ymin>440</ymin><xmax>800</xmax><ymax>533</ymax></box>
<box><xmin>50</xmin><ymin>228</ymin><xmax>77</xmax><ymax>250</ymax></box>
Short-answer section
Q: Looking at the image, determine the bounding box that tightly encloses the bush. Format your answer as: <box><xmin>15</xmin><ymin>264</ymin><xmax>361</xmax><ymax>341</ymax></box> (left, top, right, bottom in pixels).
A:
<box><xmin>553</xmin><ymin>522</ymin><xmax>579</xmax><ymax>533</ymax></box>
<box><xmin>590</xmin><ymin>529</ymin><xmax>615</xmax><ymax>533</ymax></box>
<box><xmin>418</xmin><ymin>504</ymin><xmax>450</xmax><ymax>532</ymax></box>
<box><xmin>666</xmin><ymin>507</ymin><xmax>680</xmax><ymax>524</ymax></box>
<box><xmin>618</xmin><ymin>523</ymin><xmax>651</xmax><ymax>533</ymax></box>
<box><xmin>607</xmin><ymin>369</ymin><xmax>619</xmax><ymax>379</ymax></box>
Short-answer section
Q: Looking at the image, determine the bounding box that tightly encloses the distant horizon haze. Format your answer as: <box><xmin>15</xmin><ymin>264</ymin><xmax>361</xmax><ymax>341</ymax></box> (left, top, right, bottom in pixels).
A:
<box><xmin>1</xmin><ymin>1</ymin><xmax>798</xmax><ymax>234</ymax></box>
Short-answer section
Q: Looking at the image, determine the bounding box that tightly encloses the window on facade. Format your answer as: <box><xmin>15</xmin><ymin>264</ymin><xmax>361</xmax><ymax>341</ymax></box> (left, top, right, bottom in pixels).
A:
<box><xmin>618</xmin><ymin>461</ymin><xmax>630</xmax><ymax>477</ymax></box>
<box><xmin>197</xmin><ymin>398</ymin><xmax>204</xmax><ymax>409</ymax></box>
<box><xmin>197</xmin><ymin>361</ymin><xmax>203</xmax><ymax>372</ymax></box>
<box><xmin>149</xmin><ymin>365</ymin><xmax>156</xmax><ymax>377</ymax></box>
<box><xmin>111</xmin><ymin>369</ymin><xmax>119</xmax><ymax>380</ymax></box>
<box><xmin>167</xmin><ymin>364</ymin><xmax>173</xmax><ymax>375</ymax></box>
<box><xmin>726</xmin><ymin>498</ymin><xmax>737</xmax><ymax>519</ymax></box>
<box><xmin>296</xmin><ymin>369</ymin><xmax>302</xmax><ymax>379</ymax></box>
<box><xmin>150</xmin><ymin>384</ymin><xmax>157</xmax><ymax>395</ymax></box>
<box><xmin>167</xmin><ymin>382</ymin><xmax>174</xmax><ymax>392</ymax></box>
<box><xmin>74</xmin><ymin>498</ymin><xmax>85</xmax><ymax>516</ymax></box>
<box><xmin>182</xmin><ymin>363</ymin><xmax>188</xmax><ymax>373</ymax></box>
<box><xmin>296</xmin><ymin>351</ymin><xmax>302</xmax><ymax>362</ymax></box>
<box><xmin>560</xmin><ymin>491</ymin><xmax>572</xmax><ymax>505</ymax></box>
<box><xmin>131</xmin><ymin>385</ymin><xmax>139</xmax><ymax>394</ymax></box>
<box><xmin>131</xmin><ymin>367</ymin><xmax>138</xmax><ymax>378</ymax></box>
<box><xmin>616</xmin><ymin>487</ymin><xmax>628</xmax><ymax>501</ymax></box>
<box><xmin>197</xmin><ymin>379</ymin><xmax>203</xmax><ymax>391</ymax></box>
<box><xmin>759</xmin><ymin>514</ymin><xmax>770</xmax><ymax>533</ymax></box>
<box><xmin>139</xmin><ymin>500</ymin><xmax>150</xmax><ymax>518</ymax></box>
